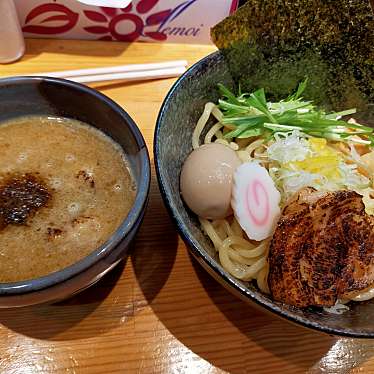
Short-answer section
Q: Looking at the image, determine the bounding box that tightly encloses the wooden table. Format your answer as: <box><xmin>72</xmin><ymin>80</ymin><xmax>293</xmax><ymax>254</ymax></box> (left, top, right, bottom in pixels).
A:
<box><xmin>0</xmin><ymin>39</ymin><xmax>373</xmax><ymax>374</ymax></box>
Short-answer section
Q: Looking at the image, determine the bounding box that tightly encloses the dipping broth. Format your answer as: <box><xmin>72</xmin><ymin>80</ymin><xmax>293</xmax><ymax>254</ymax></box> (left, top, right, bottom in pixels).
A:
<box><xmin>0</xmin><ymin>116</ymin><xmax>136</xmax><ymax>282</ymax></box>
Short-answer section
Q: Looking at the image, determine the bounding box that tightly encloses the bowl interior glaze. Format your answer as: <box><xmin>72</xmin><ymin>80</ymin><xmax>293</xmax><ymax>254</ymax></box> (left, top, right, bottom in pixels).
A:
<box><xmin>155</xmin><ymin>51</ymin><xmax>374</xmax><ymax>338</ymax></box>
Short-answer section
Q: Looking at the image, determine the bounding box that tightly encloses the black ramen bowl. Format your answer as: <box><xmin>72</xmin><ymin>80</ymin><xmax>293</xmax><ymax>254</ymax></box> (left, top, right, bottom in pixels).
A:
<box><xmin>0</xmin><ymin>76</ymin><xmax>150</xmax><ymax>308</ymax></box>
<box><xmin>154</xmin><ymin>51</ymin><xmax>374</xmax><ymax>338</ymax></box>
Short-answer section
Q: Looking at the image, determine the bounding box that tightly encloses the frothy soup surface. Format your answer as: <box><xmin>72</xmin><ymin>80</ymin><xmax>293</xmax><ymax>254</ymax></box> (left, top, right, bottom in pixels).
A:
<box><xmin>0</xmin><ymin>116</ymin><xmax>136</xmax><ymax>282</ymax></box>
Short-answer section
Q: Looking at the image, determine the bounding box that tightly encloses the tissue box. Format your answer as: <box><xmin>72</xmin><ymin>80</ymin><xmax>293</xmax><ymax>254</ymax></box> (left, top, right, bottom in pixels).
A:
<box><xmin>15</xmin><ymin>0</ymin><xmax>238</xmax><ymax>44</ymax></box>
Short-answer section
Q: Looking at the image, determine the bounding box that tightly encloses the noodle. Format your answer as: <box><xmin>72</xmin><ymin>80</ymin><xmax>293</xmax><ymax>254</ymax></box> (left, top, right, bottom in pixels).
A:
<box><xmin>237</xmin><ymin>150</ymin><xmax>252</xmax><ymax>163</ymax></box>
<box><xmin>231</xmin><ymin>218</ymin><xmax>242</xmax><ymax>236</ymax></box>
<box><xmin>199</xmin><ymin>216</ymin><xmax>270</xmax><ymax>293</ymax></box>
<box><xmin>200</xmin><ymin>218</ymin><xmax>223</xmax><ymax>249</ymax></box>
<box><xmin>257</xmin><ymin>264</ymin><xmax>270</xmax><ymax>294</ymax></box>
<box><xmin>220</xmin><ymin>219</ymin><xmax>235</xmax><ymax>237</ymax></box>
<box><xmin>219</xmin><ymin>243</ymin><xmax>267</xmax><ymax>281</ymax></box>
<box><xmin>192</xmin><ymin>103</ymin><xmax>223</xmax><ymax>149</ymax></box>
<box><xmin>245</xmin><ymin>139</ymin><xmax>264</xmax><ymax>157</ymax></box>
<box><xmin>204</xmin><ymin>123</ymin><xmax>223</xmax><ymax>144</ymax></box>
<box><xmin>192</xmin><ymin>102</ymin><xmax>216</xmax><ymax>149</ymax></box>
<box><xmin>215</xmin><ymin>138</ymin><xmax>231</xmax><ymax>147</ymax></box>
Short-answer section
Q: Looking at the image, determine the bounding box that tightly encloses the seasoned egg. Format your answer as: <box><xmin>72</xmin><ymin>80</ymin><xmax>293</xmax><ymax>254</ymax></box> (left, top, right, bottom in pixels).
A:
<box><xmin>180</xmin><ymin>143</ymin><xmax>241</xmax><ymax>219</ymax></box>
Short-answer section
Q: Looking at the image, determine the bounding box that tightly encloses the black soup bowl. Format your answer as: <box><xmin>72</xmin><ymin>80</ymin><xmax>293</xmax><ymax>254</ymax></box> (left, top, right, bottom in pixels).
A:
<box><xmin>154</xmin><ymin>51</ymin><xmax>374</xmax><ymax>338</ymax></box>
<box><xmin>0</xmin><ymin>77</ymin><xmax>150</xmax><ymax>308</ymax></box>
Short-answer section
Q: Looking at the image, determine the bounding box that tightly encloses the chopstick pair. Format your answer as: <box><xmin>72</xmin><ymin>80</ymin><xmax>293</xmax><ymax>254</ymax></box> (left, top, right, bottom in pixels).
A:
<box><xmin>27</xmin><ymin>60</ymin><xmax>188</xmax><ymax>84</ymax></box>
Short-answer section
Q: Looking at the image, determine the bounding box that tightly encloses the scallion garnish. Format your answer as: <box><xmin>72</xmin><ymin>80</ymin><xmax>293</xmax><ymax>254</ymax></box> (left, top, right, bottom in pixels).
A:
<box><xmin>218</xmin><ymin>80</ymin><xmax>373</xmax><ymax>146</ymax></box>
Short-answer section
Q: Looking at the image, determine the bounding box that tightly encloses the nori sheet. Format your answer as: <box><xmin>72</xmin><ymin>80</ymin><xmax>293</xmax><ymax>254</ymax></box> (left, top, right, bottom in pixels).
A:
<box><xmin>211</xmin><ymin>0</ymin><xmax>374</xmax><ymax>120</ymax></box>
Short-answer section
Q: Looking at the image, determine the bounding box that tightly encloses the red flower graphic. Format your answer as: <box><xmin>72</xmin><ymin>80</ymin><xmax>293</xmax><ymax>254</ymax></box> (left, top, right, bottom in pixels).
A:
<box><xmin>23</xmin><ymin>4</ymin><xmax>79</xmax><ymax>34</ymax></box>
<box><xmin>83</xmin><ymin>0</ymin><xmax>171</xmax><ymax>42</ymax></box>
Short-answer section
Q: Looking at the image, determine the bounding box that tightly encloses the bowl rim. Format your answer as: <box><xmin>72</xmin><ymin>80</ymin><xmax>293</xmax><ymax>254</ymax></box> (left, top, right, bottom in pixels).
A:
<box><xmin>154</xmin><ymin>50</ymin><xmax>374</xmax><ymax>339</ymax></box>
<box><xmin>0</xmin><ymin>76</ymin><xmax>151</xmax><ymax>295</ymax></box>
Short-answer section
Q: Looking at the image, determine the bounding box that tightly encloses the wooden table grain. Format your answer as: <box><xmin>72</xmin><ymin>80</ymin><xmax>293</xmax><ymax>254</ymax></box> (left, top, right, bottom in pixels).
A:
<box><xmin>0</xmin><ymin>39</ymin><xmax>374</xmax><ymax>374</ymax></box>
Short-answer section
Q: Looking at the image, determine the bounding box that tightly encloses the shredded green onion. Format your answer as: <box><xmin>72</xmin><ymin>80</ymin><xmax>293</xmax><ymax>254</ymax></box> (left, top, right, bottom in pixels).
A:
<box><xmin>218</xmin><ymin>79</ymin><xmax>373</xmax><ymax>147</ymax></box>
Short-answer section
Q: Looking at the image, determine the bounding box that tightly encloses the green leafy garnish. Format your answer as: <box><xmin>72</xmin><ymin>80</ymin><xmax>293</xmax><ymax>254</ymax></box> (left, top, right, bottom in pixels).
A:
<box><xmin>218</xmin><ymin>80</ymin><xmax>373</xmax><ymax>146</ymax></box>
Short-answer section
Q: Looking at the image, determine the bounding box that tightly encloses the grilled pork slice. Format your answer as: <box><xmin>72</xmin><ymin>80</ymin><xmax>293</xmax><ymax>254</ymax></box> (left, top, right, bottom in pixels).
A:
<box><xmin>268</xmin><ymin>188</ymin><xmax>374</xmax><ymax>308</ymax></box>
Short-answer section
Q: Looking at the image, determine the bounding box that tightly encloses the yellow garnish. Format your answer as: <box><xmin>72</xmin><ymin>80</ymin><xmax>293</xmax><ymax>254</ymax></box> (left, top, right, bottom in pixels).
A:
<box><xmin>291</xmin><ymin>157</ymin><xmax>341</xmax><ymax>179</ymax></box>
<box><xmin>309</xmin><ymin>138</ymin><xmax>327</xmax><ymax>152</ymax></box>
<box><xmin>286</xmin><ymin>137</ymin><xmax>343</xmax><ymax>179</ymax></box>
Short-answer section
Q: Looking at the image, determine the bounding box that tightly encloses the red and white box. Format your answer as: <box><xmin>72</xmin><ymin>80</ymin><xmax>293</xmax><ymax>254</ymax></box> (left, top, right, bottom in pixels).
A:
<box><xmin>15</xmin><ymin>0</ymin><xmax>238</xmax><ymax>44</ymax></box>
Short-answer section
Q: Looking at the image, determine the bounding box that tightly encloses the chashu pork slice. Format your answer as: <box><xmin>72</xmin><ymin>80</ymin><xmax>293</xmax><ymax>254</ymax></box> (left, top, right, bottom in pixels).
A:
<box><xmin>268</xmin><ymin>188</ymin><xmax>374</xmax><ymax>308</ymax></box>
